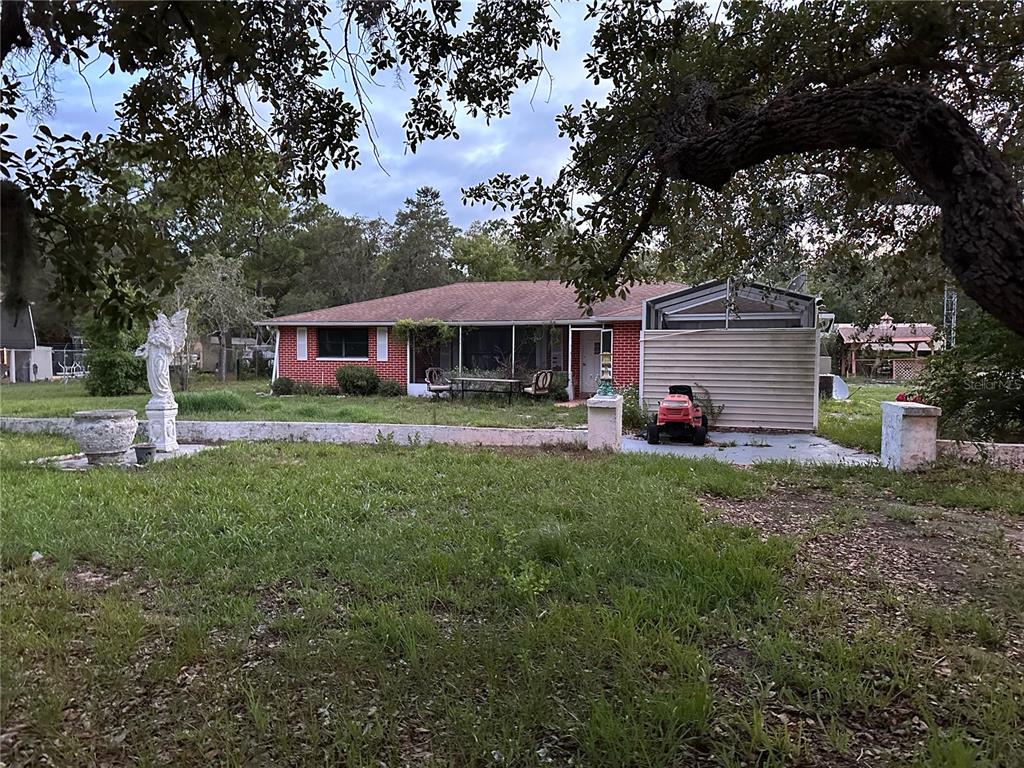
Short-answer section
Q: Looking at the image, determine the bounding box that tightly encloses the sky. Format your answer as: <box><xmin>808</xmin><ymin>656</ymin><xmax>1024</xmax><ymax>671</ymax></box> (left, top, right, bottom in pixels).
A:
<box><xmin>9</xmin><ymin>4</ymin><xmax>606</xmax><ymax>228</ymax></box>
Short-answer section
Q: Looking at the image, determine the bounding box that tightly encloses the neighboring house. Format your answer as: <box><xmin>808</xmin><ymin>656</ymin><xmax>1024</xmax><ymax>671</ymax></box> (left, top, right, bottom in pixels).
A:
<box><xmin>0</xmin><ymin>303</ymin><xmax>53</xmax><ymax>383</ymax></box>
<box><xmin>261</xmin><ymin>278</ymin><xmax>824</xmax><ymax>430</ymax></box>
<box><xmin>196</xmin><ymin>334</ymin><xmax>264</xmax><ymax>374</ymax></box>
<box><xmin>835</xmin><ymin>313</ymin><xmax>939</xmax><ymax>381</ymax></box>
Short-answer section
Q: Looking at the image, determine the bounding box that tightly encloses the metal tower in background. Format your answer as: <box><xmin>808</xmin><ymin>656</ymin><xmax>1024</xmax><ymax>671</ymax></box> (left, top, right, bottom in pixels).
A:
<box><xmin>943</xmin><ymin>283</ymin><xmax>958</xmax><ymax>348</ymax></box>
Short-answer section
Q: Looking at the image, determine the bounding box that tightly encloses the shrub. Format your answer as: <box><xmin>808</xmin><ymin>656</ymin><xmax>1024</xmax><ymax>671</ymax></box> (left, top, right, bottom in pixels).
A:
<box><xmin>336</xmin><ymin>365</ymin><xmax>380</xmax><ymax>395</ymax></box>
<box><xmin>177</xmin><ymin>390</ymin><xmax>248</xmax><ymax>414</ymax></box>
<box><xmin>83</xmin><ymin>318</ymin><xmax>146</xmax><ymax>396</ymax></box>
<box><xmin>549</xmin><ymin>371</ymin><xmax>569</xmax><ymax>401</ymax></box>
<box><xmin>915</xmin><ymin>310</ymin><xmax>1024</xmax><ymax>441</ymax></box>
<box><xmin>378</xmin><ymin>379</ymin><xmax>405</xmax><ymax>397</ymax></box>
<box><xmin>619</xmin><ymin>384</ymin><xmax>649</xmax><ymax>432</ymax></box>
<box><xmin>271</xmin><ymin>377</ymin><xmax>295</xmax><ymax>396</ymax></box>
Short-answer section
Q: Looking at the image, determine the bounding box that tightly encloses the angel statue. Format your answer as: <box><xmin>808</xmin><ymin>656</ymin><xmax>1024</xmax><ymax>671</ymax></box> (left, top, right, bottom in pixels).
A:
<box><xmin>135</xmin><ymin>309</ymin><xmax>189</xmax><ymax>409</ymax></box>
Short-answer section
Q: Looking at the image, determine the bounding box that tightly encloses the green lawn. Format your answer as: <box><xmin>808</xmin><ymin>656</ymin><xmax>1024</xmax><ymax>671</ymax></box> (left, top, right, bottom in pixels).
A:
<box><xmin>818</xmin><ymin>382</ymin><xmax>903</xmax><ymax>453</ymax></box>
<box><xmin>0</xmin><ymin>379</ymin><xmax>586</xmax><ymax>429</ymax></box>
<box><xmin>3</xmin><ymin>432</ymin><xmax>1021</xmax><ymax>766</ymax></box>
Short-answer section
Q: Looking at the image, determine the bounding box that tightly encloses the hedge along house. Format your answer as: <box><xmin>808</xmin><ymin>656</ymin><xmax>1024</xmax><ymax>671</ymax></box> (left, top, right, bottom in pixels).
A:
<box><xmin>641</xmin><ymin>280</ymin><xmax>825</xmax><ymax>431</ymax></box>
<box><xmin>259</xmin><ymin>281</ymin><xmax>683</xmax><ymax>398</ymax></box>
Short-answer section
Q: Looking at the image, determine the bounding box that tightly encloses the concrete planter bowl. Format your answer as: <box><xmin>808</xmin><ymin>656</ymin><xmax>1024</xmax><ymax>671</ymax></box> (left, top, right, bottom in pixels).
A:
<box><xmin>71</xmin><ymin>409</ymin><xmax>139</xmax><ymax>465</ymax></box>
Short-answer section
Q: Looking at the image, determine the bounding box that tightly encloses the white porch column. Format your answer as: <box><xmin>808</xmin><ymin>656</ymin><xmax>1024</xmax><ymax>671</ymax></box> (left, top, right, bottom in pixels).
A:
<box><xmin>567</xmin><ymin>328</ymin><xmax>574</xmax><ymax>401</ymax></box>
<box><xmin>881</xmin><ymin>401</ymin><xmax>941</xmax><ymax>471</ymax></box>
<box><xmin>271</xmin><ymin>329</ymin><xmax>280</xmax><ymax>382</ymax></box>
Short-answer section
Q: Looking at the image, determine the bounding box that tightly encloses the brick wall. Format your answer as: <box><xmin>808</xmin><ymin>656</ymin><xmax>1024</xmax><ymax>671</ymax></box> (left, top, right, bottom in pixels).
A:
<box><xmin>276</xmin><ymin>326</ymin><xmax>408</xmax><ymax>387</ymax></box>
<box><xmin>611</xmin><ymin>321</ymin><xmax>641</xmax><ymax>387</ymax></box>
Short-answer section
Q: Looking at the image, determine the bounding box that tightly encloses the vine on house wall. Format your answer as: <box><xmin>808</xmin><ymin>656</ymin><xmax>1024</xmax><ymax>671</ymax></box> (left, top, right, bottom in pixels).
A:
<box><xmin>392</xmin><ymin>318</ymin><xmax>455</xmax><ymax>348</ymax></box>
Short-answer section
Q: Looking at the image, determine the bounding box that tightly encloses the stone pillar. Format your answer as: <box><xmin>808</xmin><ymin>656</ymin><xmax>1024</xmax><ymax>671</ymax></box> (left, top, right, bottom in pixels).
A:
<box><xmin>880</xmin><ymin>401</ymin><xmax>941</xmax><ymax>471</ymax></box>
<box><xmin>587</xmin><ymin>394</ymin><xmax>623</xmax><ymax>452</ymax></box>
<box><xmin>146</xmin><ymin>403</ymin><xmax>180</xmax><ymax>452</ymax></box>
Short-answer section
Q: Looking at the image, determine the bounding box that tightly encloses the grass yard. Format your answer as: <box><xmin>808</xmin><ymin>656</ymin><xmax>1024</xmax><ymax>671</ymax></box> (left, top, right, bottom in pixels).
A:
<box><xmin>818</xmin><ymin>382</ymin><xmax>903</xmax><ymax>453</ymax></box>
<box><xmin>2</xmin><ymin>432</ymin><xmax>1022</xmax><ymax>766</ymax></box>
<box><xmin>0</xmin><ymin>380</ymin><xmax>586</xmax><ymax>429</ymax></box>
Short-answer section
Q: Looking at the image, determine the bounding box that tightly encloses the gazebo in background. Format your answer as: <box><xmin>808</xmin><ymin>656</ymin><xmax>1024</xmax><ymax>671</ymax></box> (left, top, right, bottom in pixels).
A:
<box><xmin>835</xmin><ymin>313</ymin><xmax>940</xmax><ymax>381</ymax></box>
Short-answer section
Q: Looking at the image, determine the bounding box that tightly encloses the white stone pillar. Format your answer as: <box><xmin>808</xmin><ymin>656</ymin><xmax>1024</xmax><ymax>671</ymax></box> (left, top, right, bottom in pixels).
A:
<box><xmin>146</xmin><ymin>403</ymin><xmax>180</xmax><ymax>452</ymax></box>
<box><xmin>587</xmin><ymin>394</ymin><xmax>623</xmax><ymax>452</ymax></box>
<box><xmin>880</xmin><ymin>401</ymin><xmax>941</xmax><ymax>471</ymax></box>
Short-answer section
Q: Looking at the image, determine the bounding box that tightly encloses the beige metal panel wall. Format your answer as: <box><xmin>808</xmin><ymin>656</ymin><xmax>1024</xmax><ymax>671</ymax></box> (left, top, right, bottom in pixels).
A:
<box><xmin>641</xmin><ymin>328</ymin><xmax>819</xmax><ymax>430</ymax></box>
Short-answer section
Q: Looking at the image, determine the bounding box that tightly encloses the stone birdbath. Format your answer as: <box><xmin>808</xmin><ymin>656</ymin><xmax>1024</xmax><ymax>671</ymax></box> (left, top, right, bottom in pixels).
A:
<box><xmin>70</xmin><ymin>409</ymin><xmax>139</xmax><ymax>465</ymax></box>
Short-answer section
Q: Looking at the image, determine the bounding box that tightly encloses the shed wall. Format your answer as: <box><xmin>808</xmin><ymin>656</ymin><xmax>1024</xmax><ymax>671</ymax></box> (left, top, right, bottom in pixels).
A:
<box><xmin>641</xmin><ymin>328</ymin><xmax>818</xmax><ymax>430</ymax></box>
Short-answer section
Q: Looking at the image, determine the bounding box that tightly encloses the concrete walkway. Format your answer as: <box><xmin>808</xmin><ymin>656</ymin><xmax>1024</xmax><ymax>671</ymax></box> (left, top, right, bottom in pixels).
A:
<box><xmin>623</xmin><ymin>431</ymin><xmax>877</xmax><ymax>466</ymax></box>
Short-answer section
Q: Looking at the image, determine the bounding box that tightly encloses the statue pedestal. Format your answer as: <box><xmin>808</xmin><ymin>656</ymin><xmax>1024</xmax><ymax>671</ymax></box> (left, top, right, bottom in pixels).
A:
<box><xmin>146</xmin><ymin>402</ymin><xmax>179</xmax><ymax>453</ymax></box>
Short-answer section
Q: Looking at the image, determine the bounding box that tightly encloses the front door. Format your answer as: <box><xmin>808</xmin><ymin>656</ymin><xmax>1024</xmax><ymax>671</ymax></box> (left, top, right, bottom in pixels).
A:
<box><xmin>579</xmin><ymin>332</ymin><xmax>602</xmax><ymax>395</ymax></box>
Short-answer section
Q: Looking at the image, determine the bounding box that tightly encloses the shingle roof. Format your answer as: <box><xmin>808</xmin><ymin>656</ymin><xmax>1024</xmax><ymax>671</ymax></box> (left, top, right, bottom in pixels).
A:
<box><xmin>0</xmin><ymin>303</ymin><xmax>37</xmax><ymax>349</ymax></box>
<box><xmin>835</xmin><ymin>321</ymin><xmax>937</xmax><ymax>344</ymax></box>
<box><xmin>261</xmin><ymin>281</ymin><xmax>685</xmax><ymax>325</ymax></box>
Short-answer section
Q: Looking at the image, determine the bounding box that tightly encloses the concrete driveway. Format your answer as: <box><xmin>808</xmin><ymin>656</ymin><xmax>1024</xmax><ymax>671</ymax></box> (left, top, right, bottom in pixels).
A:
<box><xmin>622</xmin><ymin>431</ymin><xmax>877</xmax><ymax>466</ymax></box>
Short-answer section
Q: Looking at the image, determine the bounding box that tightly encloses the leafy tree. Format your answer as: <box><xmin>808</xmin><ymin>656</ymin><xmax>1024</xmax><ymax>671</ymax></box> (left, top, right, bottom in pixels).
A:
<box><xmin>916</xmin><ymin>303</ymin><xmax>1024</xmax><ymax>441</ymax></box>
<box><xmin>3</xmin><ymin>1</ymin><xmax>1022</xmax><ymax>335</ymax></box>
<box><xmin>378</xmin><ymin>187</ymin><xmax>457</xmax><ymax>295</ymax></box>
<box><xmin>274</xmin><ymin>210</ymin><xmax>388</xmax><ymax>315</ymax></box>
<box><xmin>464</xmin><ymin>2</ymin><xmax>1024</xmax><ymax>334</ymax></box>
<box><xmin>453</xmin><ymin>220</ymin><xmax>560</xmax><ymax>282</ymax></box>
<box><xmin>172</xmin><ymin>251</ymin><xmax>270</xmax><ymax>381</ymax></box>
<box><xmin>1</xmin><ymin>0</ymin><xmax>554</xmax><ymax>320</ymax></box>
<box><xmin>82</xmin><ymin>315</ymin><xmax>145</xmax><ymax>396</ymax></box>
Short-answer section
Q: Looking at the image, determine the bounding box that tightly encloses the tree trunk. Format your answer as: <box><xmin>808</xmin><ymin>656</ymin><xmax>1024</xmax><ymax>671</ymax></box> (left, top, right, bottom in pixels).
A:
<box><xmin>659</xmin><ymin>82</ymin><xmax>1024</xmax><ymax>336</ymax></box>
<box><xmin>218</xmin><ymin>331</ymin><xmax>228</xmax><ymax>382</ymax></box>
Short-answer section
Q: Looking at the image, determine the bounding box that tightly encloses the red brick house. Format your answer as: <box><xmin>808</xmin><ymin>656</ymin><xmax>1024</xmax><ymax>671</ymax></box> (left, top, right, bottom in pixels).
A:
<box><xmin>260</xmin><ymin>280</ymin><xmax>682</xmax><ymax>398</ymax></box>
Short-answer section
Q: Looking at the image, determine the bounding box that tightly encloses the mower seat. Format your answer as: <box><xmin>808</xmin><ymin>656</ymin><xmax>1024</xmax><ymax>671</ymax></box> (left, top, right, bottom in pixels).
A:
<box><xmin>667</xmin><ymin>385</ymin><xmax>694</xmax><ymax>398</ymax></box>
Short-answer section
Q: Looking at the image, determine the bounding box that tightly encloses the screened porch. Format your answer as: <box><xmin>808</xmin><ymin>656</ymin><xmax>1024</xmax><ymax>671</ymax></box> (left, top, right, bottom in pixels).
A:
<box><xmin>409</xmin><ymin>325</ymin><xmax>570</xmax><ymax>384</ymax></box>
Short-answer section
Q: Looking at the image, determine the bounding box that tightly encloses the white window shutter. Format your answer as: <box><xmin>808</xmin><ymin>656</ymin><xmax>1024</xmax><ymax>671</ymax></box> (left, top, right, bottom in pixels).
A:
<box><xmin>376</xmin><ymin>327</ymin><xmax>389</xmax><ymax>361</ymax></box>
<box><xmin>296</xmin><ymin>328</ymin><xmax>307</xmax><ymax>361</ymax></box>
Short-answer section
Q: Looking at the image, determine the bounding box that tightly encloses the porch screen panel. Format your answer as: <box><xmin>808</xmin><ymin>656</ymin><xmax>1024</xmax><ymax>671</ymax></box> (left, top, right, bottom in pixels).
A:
<box><xmin>462</xmin><ymin>327</ymin><xmax>513</xmax><ymax>371</ymax></box>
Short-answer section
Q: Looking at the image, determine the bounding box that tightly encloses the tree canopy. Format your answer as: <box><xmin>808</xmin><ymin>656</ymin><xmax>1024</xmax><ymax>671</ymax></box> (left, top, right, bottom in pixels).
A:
<box><xmin>2</xmin><ymin>1</ymin><xmax>1022</xmax><ymax>333</ymax></box>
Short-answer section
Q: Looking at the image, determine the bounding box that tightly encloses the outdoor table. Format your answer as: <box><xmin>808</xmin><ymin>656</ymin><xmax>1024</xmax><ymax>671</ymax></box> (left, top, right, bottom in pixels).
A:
<box><xmin>451</xmin><ymin>377</ymin><xmax>522</xmax><ymax>405</ymax></box>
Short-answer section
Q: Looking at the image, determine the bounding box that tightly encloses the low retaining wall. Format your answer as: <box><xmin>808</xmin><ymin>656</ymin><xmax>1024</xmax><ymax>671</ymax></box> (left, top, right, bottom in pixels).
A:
<box><xmin>1</xmin><ymin>417</ymin><xmax>73</xmax><ymax>435</ymax></box>
<box><xmin>937</xmin><ymin>439</ymin><xmax>1024</xmax><ymax>473</ymax></box>
<box><xmin>0</xmin><ymin>417</ymin><xmax>586</xmax><ymax>449</ymax></box>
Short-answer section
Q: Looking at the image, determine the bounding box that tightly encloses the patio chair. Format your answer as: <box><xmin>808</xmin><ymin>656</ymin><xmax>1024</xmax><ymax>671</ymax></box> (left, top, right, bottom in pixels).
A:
<box><xmin>522</xmin><ymin>369</ymin><xmax>553</xmax><ymax>398</ymax></box>
<box><xmin>425</xmin><ymin>367</ymin><xmax>453</xmax><ymax>398</ymax></box>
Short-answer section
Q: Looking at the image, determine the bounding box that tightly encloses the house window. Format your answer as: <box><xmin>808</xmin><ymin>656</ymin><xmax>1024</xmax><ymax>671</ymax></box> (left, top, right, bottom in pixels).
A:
<box><xmin>296</xmin><ymin>328</ymin><xmax>307</xmax><ymax>361</ymax></box>
<box><xmin>317</xmin><ymin>328</ymin><xmax>369</xmax><ymax>359</ymax></box>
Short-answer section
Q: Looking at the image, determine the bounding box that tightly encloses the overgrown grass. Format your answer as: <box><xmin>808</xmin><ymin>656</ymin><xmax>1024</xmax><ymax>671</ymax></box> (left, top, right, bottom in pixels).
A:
<box><xmin>3</xmin><ymin>432</ymin><xmax>1022</xmax><ymax>765</ymax></box>
<box><xmin>0</xmin><ymin>379</ymin><xmax>586</xmax><ymax>429</ymax></box>
<box><xmin>176</xmin><ymin>389</ymin><xmax>249</xmax><ymax>414</ymax></box>
<box><xmin>818</xmin><ymin>382</ymin><xmax>902</xmax><ymax>453</ymax></box>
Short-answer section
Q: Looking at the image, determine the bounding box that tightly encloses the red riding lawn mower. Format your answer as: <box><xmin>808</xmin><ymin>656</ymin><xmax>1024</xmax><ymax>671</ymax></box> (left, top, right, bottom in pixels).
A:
<box><xmin>646</xmin><ymin>385</ymin><xmax>709</xmax><ymax>446</ymax></box>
